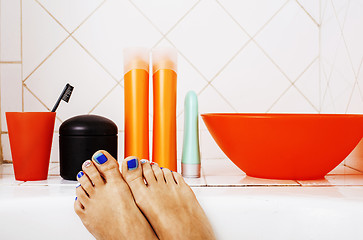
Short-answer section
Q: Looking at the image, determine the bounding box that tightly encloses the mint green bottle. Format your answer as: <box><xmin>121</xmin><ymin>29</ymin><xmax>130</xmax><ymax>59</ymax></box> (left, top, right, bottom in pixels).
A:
<box><xmin>181</xmin><ymin>91</ymin><xmax>201</xmax><ymax>178</ymax></box>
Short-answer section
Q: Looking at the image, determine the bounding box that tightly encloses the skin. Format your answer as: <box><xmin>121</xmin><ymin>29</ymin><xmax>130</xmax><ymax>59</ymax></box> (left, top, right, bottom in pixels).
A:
<box><xmin>74</xmin><ymin>150</ymin><xmax>215</xmax><ymax>240</ymax></box>
<box><xmin>122</xmin><ymin>156</ymin><xmax>216</xmax><ymax>240</ymax></box>
<box><xmin>74</xmin><ymin>150</ymin><xmax>157</xmax><ymax>240</ymax></box>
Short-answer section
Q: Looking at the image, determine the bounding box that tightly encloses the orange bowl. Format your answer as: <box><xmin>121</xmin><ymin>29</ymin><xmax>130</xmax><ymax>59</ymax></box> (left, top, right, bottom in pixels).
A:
<box><xmin>201</xmin><ymin>113</ymin><xmax>363</xmax><ymax>180</ymax></box>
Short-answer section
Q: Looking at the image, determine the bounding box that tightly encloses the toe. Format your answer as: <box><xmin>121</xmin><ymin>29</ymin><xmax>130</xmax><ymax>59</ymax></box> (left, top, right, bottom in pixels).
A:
<box><xmin>151</xmin><ymin>164</ymin><xmax>165</xmax><ymax>183</ymax></box>
<box><xmin>74</xmin><ymin>197</ymin><xmax>85</xmax><ymax>216</ymax></box>
<box><xmin>172</xmin><ymin>171</ymin><xmax>186</xmax><ymax>185</ymax></box>
<box><xmin>140</xmin><ymin>160</ymin><xmax>157</xmax><ymax>185</ymax></box>
<box><xmin>76</xmin><ymin>184</ymin><xmax>89</xmax><ymax>206</ymax></box>
<box><xmin>77</xmin><ymin>171</ymin><xmax>94</xmax><ymax>197</ymax></box>
<box><xmin>82</xmin><ymin>160</ymin><xmax>104</xmax><ymax>187</ymax></box>
<box><xmin>161</xmin><ymin>168</ymin><xmax>176</xmax><ymax>184</ymax></box>
<box><xmin>122</xmin><ymin>156</ymin><xmax>147</xmax><ymax>191</ymax></box>
<box><xmin>92</xmin><ymin>150</ymin><xmax>122</xmax><ymax>183</ymax></box>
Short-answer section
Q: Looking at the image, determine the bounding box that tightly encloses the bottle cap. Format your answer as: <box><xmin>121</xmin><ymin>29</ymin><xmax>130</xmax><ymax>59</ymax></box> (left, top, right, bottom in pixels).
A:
<box><xmin>123</xmin><ymin>47</ymin><xmax>149</xmax><ymax>73</ymax></box>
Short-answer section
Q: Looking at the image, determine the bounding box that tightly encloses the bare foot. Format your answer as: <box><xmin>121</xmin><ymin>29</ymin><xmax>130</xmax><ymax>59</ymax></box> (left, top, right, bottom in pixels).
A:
<box><xmin>74</xmin><ymin>150</ymin><xmax>157</xmax><ymax>240</ymax></box>
<box><xmin>122</xmin><ymin>157</ymin><xmax>216</xmax><ymax>240</ymax></box>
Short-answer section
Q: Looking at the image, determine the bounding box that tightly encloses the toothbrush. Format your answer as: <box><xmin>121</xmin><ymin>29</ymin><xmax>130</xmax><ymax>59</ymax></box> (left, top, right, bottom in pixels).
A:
<box><xmin>51</xmin><ymin>83</ymin><xmax>74</xmax><ymax>112</ymax></box>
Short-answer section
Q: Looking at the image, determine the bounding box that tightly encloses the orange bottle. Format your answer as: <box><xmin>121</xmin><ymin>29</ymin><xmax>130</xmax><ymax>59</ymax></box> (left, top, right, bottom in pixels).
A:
<box><xmin>124</xmin><ymin>48</ymin><xmax>149</xmax><ymax>160</ymax></box>
<box><xmin>152</xmin><ymin>48</ymin><xmax>178</xmax><ymax>171</ymax></box>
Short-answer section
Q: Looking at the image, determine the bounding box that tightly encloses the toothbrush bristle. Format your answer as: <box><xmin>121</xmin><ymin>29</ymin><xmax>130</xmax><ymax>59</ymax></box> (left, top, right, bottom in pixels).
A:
<box><xmin>61</xmin><ymin>84</ymin><xmax>74</xmax><ymax>102</ymax></box>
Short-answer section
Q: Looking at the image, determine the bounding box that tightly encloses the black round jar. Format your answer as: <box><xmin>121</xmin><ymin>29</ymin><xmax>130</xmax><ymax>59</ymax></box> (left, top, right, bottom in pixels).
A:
<box><xmin>59</xmin><ymin>115</ymin><xmax>118</xmax><ymax>180</ymax></box>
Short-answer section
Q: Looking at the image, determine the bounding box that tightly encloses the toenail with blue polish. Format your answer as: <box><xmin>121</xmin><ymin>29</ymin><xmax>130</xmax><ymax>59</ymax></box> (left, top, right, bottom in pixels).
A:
<box><xmin>160</xmin><ymin>167</ymin><xmax>163</xmax><ymax>169</ymax></box>
<box><xmin>76</xmin><ymin>184</ymin><xmax>81</xmax><ymax>188</ymax></box>
<box><xmin>127</xmin><ymin>158</ymin><xmax>138</xmax><ymax>170</ymax></box>
<box><xmin>94</xmin><ymin>152</ymin><xmax>108</xmax><ymax>164</ymax></box>
<box><xmin>75</xmin><ymin>197</ymin><xmax>77</xmax><ymax>201</ymax></box>
<box><xmin>77</xmin><ymin>171</ymin><xmax>84</xmax><ymax>179</ymax></box>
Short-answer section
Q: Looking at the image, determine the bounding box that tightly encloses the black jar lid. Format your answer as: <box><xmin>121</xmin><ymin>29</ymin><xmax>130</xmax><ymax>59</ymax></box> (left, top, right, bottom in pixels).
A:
<box><xmin>60</xmin><ymin>115</ymin><xmax>118</xmax><ymax>136</ymax></box>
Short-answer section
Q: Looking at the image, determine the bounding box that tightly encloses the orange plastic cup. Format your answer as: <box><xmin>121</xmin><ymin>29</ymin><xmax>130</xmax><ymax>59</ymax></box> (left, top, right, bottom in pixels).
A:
<box><xmin>6</xmin><ymin>112</ymin><xmax>56</xmax><ymax>181</ymax></box>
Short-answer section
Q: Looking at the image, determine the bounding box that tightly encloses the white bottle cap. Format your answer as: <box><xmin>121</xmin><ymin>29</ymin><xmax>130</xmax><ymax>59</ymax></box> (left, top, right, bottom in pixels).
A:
<box><xmin>182</xmin><ymin>163</ymin><xmax>201</xmax><ymax>178</ymax></box>
<box><xmin>152</xmin><ymin>47</ymin><xmax>177</xmax><ymax>74</ymax></box>
<box><xmin>123</xmin><ymin>47</ymin><xmax>149</xmax><ymax>74</ymax></box>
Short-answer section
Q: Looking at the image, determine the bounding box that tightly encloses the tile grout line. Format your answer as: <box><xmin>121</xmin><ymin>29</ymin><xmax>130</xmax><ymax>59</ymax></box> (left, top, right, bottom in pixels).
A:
<box><xmin>292</xmin><ymin>57</ymin><xmax>320</xmax><ymax>112</ymax></box>
<box><xmin>130</xmin><ymin>0</ymin><xmax>213</xmax><ymax>104</ymax></box>
<box><xmin>331</xmin><ymin>0</ymin><xmax>357</xmax><ymax>79</ymax></box>
<box><xmin>293</xmin><ymin>56</ymin><xmax>319</xmax><ymax>84</ymax></box>
<box><xmin>354</xmin><ymin>56</ymin><xmax>363</xmax><ymax>102</ymax></box>
<box><xmin>22</xmin><ymin>84</ymin><xmax>50</xmax><ymax>111</ymax></box>
<box><xmin>319</xmin><ymin>0</ymin><xmax>322</xmax><ymax>112</ymax></box>
<box><xmin>213</xmin><ymin>0</ymin><xmax>291</xmax><ymax>109</ymax></box>
<box><xmin>24</xmin><ymin>0</ymin><xmax>110</xmax><ymax>84</ymax></box>
<box><xmin>210</xmin><ymin>84</ymin><xmax>238</xmax><ymax>113</ymax></box>
<box><xmin>339</xmin><ymin>0</ymin><xmax>351</xmax><ymax>34</ymax></box>
<box><xmin>165</xmin><ymin>38</ymin><xmax>210</xmax><ymax>83</ymax></box>
<box><xmin>253</xmin><ymin>0</ymin><xmax>290</xmax><ymax>39</ymax></box>
<box><xmin>320</xmin><ymin>60</ymin><xmax>337</xmax><ymax>112</ymax></box>
<box><xmin>293</xmin><ymin>85</ymin><xmax>320</xmax><ymax>112</ymax></box>
<box><xmin>208</xmin><ymin>39</ymin><xmax>252</xmax><ymax>85</ymax></box>
<box><xmin>295</xmin><ymin>0</ymin><xmax>320</xmax><ymax>27</ymax></box>
<box><xmin>0</xmin><ymin>61</ymin><xmax>22</xmax><ymax>64</ymax></box>
<box><xmin>22</xmin><ymin>1</ymin><xmax>69</xmax><ymax>82</ymax></box>
<box><xmin>35</xmin><ymin>0</ymin><xmax>69</xmax><ymax>34</ymax></box>
<box><xmin>344</xmin><ymin>165</ymin><xmax>363</xmax><ymax>174</ymax></box>
<box><xmin>253</xmin><ymin>39</ymin><xmax>292</xmax><ymax>84</ymax></box>
<box><xmin>152</xmin><ymin>0</ymin><xmax>202</xmax><ymax>48</ymax></box>
<box><xmin>127</xmin><ymin>0</ymin><xmax>165</xmax><ymax>38</ymax></box>
<box><xmin>20</xmin><ymin>0</ymin><xmax>23</xmax><ymax>112</ymax></box>
<box><xmin>321</xmin><ymin>58</ymin><xmax>337</xmax><ymax>111</ymax></box>
<box><xmin>35</xmin><ymin>0</ymin><xmax>117</xmax><ymax>85</ymax></box>
<box><xmin>88</xmin><ymin>83</ymin><xmax>119</xmax><ymax>114</ymax></box>
<box><xmin>23</xmin><ymin>35</ymin><xmax>71</xmax><ymax>83</ymax></box>
<box><xmin>320</xmin><ymin>33</ymin><xmax>342</xmax><ymax>113</ymax></box>
<box><xmin>320</xmin><ymin>0</ymin><xmax>329</xmax><ymax>23</ymax></box>
<box><xmin>215</xmin><ymin>0</ymin><xmax>251</xmax><ymax>38</ymax></box>
<box><xmin>129</xmin><ymin>0</ymin><xmax>201</xmax><ymax>47</ymax></box>
<box><xmin>266</xmin><ymin>85</ymin><xmax>293</xmax><ymax>112</ymax></box>
<box><xmin>0</xmin><ymin>0</ymin><xmax>2</xmax><ymax>164</ymax></box>
<box><xmin>23</xmin><ymin>84</ymin><xmax>63</xmax><ymax>123</ymax></box>
<box><xmin>70</xmin><ymin>0</ymin><xmax>106</xmax><ymax>35</ymax></box>
<box><xmin>23</xmin><ymin>0</ymin><xmax>121</xmax><ymax>119</ymax></box>
<box><xmin>330</xmin><ymin>0</ymin><xmax>358</xmax><ymax>113</ymax></box>
<box><xmin>196</xmin><ymin>0</ymin><xmax>290</xmax><ymax>111</ymax></box>
<box><xmin>130</xmin><ymin>0</ymin><xmax>211</xmax><ymax>97</ymax></box>
<box><xmin>35</xmin><ymin>0</ymin><xmax>122</xmax><ymax>84</ymax></box>
<box><xmin>71</xmin><ymin>36</ymin><xmax>119</xmax><ymax>83</ymax></box>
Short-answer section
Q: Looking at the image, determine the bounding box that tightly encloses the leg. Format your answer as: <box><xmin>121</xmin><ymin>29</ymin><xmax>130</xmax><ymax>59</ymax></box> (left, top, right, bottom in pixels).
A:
<box><xmin>122</xmin><ymin>157</ymin><xmax>216</xmax><ymax>240</ymax></box>
<box><xmin>74</xmin><ymin>150</ymin><xmax>157</xmax><ymax>240</ymax></box>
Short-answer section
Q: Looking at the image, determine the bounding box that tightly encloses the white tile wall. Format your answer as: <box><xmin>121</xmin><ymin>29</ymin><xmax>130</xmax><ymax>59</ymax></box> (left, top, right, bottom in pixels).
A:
<box><xmin>0</xmin><ymin>0</ymin><xmax>21</xmax><ymax>62</ymax></box>
<box><xmin>1</xmin><ymin>0</ymin><xmax>363</xmax><ymax>167</ymax></box>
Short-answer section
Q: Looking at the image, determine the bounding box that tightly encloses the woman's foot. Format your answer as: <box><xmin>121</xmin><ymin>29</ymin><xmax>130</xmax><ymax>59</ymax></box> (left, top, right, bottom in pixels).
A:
<box><xmin>74</xmin><ymin>151</ymin><xmax>157</xmax><ymax>240</ymax></box>
<box><xmin>121</xmin><ymin>157</ymin><xmax>216</xmax><ymax>240</ymax></box>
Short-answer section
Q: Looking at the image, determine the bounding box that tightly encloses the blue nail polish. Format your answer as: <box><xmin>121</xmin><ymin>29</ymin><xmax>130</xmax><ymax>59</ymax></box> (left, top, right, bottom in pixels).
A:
<box><xmin>94</xmin><ymin>152</ymin><xmax>108</xmax><ymax>164</ymax></box>
<box><xmin>160</xmin><ymin>167</ymin><xmax>163</xmax><ymax>169</ymax></box>
<box><xmin>127</xmin><ymin>158</ymin><xmax>138</xmax><ymax>170</ymax></box>
<box><xmin>75</xmin><ymin>197</ymin><xmax>77</xmax><ymax>201</ymax></box>
<box><xmin>76</xmin><ymin>184</ymin><xmax>81</xmax><ymax>188</ymax></box>
<box><xmin>77</xmin><ymin>171</ymin><xmax>84</xmax><ymax>179</ymax></box>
